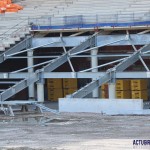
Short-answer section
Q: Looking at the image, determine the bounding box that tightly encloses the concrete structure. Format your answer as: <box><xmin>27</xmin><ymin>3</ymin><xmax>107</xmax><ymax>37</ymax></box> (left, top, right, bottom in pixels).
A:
<box><xmin>59</xmin><ymin>98</ymin><xmax>150</xmax><ymax>115</ymax></box>
<box><xmin>108</xmin><ymin>83</ymin><xmax>116</xmax><ymax>99</ymax></box>
<box><xmin>91</xmin><ymin>49</ymin><xmax>99</xmax><ymax>98</ymax></box>
<box><xmin>1</xmin><ymin>0</ymin><xmax>150</xmax><ymax>50</ymax></box>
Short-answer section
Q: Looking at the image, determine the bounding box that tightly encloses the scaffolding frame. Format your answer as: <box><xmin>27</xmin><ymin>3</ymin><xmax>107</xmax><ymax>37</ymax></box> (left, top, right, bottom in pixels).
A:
<box><xmin>0</xmin><ymin>30</ymin><xmax>150</xmax><ymax>115</ymax></box>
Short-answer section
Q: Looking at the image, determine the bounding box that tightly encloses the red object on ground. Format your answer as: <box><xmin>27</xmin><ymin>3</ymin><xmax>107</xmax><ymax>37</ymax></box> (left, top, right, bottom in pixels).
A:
<box><xmin>0</xmin><ymin>0</ymin><xmax>23</xmax><ymax>13</ymax></box>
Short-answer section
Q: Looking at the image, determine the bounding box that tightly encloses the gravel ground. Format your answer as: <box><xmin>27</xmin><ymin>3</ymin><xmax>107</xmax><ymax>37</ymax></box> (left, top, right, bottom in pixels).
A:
<box><xmin>0</xmin><ymin>111</ymin><xmax>150</xmax><ymax>150</ymax></box>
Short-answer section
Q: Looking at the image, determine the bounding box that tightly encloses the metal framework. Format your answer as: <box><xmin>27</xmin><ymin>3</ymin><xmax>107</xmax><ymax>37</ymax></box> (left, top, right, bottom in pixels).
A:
<box><xmin>0</xmin><ymin>30</ymin><xmax>150</xmax><ymax>115</ymax></box>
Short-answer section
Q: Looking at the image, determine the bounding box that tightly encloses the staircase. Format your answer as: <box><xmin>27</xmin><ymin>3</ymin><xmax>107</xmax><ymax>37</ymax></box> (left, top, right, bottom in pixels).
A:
<box><xmin>1</xmin><ymin>0</ymin><xmax>150</xmax><ymax>46</ymax></box>
<box><xmin>0</xmin><ymin>0</ymin><xmax>75</xmax><ymax>51</ymax></box>
<box><xmin>0</xmin><ymin>19</ymin><xmax>30</xmax><ymax>51</ymax></box>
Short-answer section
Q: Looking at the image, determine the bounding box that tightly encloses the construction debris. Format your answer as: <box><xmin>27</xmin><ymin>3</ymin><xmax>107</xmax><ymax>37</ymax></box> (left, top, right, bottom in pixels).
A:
<box><xmin>0</xmin><ymin>0</ymin><xmax>23</xmax><ymax>13</ymax></box>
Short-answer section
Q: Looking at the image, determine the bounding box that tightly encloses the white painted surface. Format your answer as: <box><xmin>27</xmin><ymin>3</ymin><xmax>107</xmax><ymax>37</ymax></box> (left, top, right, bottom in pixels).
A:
<box><xmin>37</xmin><ymin>83</ymin><xmax>44</xmax><ymax>103</ymax></box>
<box><xmin>27</xmin><ymin>50</ymin><xmax>35</xmax><ymax>99</ymax></box>
<box><xmin>108</xmin><ymin>83</ymin><xmax>116</xmax><ymax>99</ymax></box>
<box><xmin>59</xmin><ymin>98</ymin><xmax>150</xmax><ymax>115</ymax></box>
<box><xmin>91</xmin><ymin>49</ymin><xmax>99</xmax><ymax>98</ymax></box>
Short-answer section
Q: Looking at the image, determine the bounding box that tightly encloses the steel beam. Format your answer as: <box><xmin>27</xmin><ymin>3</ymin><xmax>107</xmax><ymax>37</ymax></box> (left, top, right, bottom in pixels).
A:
<box><xmin>97</xmin><ymin>34</ymin><xmax>150</xmax><ymax>46</ymax></box>
<box><xmin>0</xmin><ymin>73</ymin><xmax>39</xmax><ymax>101</ymax></box>
<box><xmin>12</xmin><ymin>60</ymin><xmax>53</xmax><ymax>73</ymax></box>
<box><xmin>116</xmin><ymin>44</ymin><xmax>150</xmax><ymax>71</ymax></box>
<box><xmin>6</xmin><ymin>41</ymin><xmax>61</xmax><ymax>58</ymax></box>
<box><xmin>72</xmin><ymin>72</ymin><xmax>111</xmax><ymax>98</ymax></box>
<box><xmin>69</xmin><ymin>32</ymin><xmax>98</xmax><ymax>55</ymax></box>
<box><xmin>43</xmin><ymin>32</ymin><xmax>98</xmax><ymax>72</ymax></box>
<box><xmin>71</xmin><ymin>43</ymin><xmax>150</xmax><ymax>98</ymax></box>
<box><xmin>32</xmin><ymin>34</ymin><xmax>150</xmax><ymax>48</ymax></box>
<box><xmin>43</xmin><ymin>72</ymin><xmax>149</xmax><ymax>79</ymax></box>
<box><xmin>4</xmin><ymin>53</ymin><xmax>150</xmax><ymax>59</ymax></box>
<box><xmin>43</xmin><ymin>54</ymin><xmax>68</xmax><ymax>72</ymax></box>
<box><xmin>129</xmin><ymin>38</ymin><xmax>150</xmax><ymax>71</ymax></box>
<box><xmin>0</xmin><ymin>72</ymin><xmax>149</xmax><ymax>79</ymax></box>
<box><xmin>35</xmin><ymin>72</ymin><xmax>150</xmax><ymax>79</ymax></box>
<box><xmin>32</xmin><ymin>36</ymin><xmax>88</xmax><ymax>47</ymax></box>
<box><xmin>0</xmin><ymin>36</ymin><xmax>32</xmax><ymax>63</ymax></box>
<box><xmin>0</xmin><ymin>73</ymin><xmax>28</xmax><ymax>79</ymax></box>
<box><xmin>0</xmin><ymin>32</ymin><xmax>98</xmax><ymax>101</ymax></box>
<box><xmin>60</xmin><ymin>34</ymin><xmax>75</xmax><ymax>72</ymax></box>
<box><xmin>80</xmin><ymin>58</ymin><xmax>126</xmax><ymax>72</ymax></box>
<box><xmin>141</xmin><ymin>44</ymin><xmax>150</xmax><ymax>54</ymax></box>
<box><xmin>1</xmin><ymin>33</ymin><xmax>150</xmax><ymax>101</ymax></box>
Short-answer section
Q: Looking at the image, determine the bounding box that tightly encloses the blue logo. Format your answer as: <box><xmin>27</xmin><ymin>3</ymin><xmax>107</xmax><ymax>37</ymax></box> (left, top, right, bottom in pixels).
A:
<box><xmin>133</xmin><ymin>140</ymin><xmax>150</xmax><ymax>149</ymax></box>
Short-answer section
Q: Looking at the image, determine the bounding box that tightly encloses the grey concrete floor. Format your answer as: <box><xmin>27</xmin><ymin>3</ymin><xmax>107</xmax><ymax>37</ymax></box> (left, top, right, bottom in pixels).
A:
<box><xmin>0</xmin><ymin>102</ymin><xmax>150</xmax><ymax>150</ymax></box>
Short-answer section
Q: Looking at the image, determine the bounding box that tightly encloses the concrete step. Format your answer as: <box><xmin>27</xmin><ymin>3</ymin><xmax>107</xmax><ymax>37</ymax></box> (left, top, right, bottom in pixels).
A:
<box><xmin>0</xmin><ymin>46</ymin><xmax>5</xmax><ymax>51</ymax></box>
<box><xmin>0</xmin><ymin>32</ymin><xmax>30</xmax><ymax>51</ymax></box>
<box><xmin>0</xmin><ymin>40</ymin><xmax>15</xmax><ymax>48</ymax></box>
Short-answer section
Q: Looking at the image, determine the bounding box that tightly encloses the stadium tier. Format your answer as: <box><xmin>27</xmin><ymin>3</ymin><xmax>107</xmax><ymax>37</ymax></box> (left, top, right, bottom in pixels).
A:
<box><xmin>0</xmin><ymin>0</ymin><xmax>150</xmax><ymax>50</ymax></box>
<box><xmin>0</xmin><ymin>0</ymin><xmax>150</xmax><ymax>116</ymax></box>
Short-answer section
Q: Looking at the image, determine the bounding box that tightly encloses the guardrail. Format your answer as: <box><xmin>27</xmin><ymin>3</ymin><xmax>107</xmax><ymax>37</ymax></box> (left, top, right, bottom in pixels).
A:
<box><xmin>28</xmin><ymin>12</ymin><xmax>150</xmax><ymax>30</ymax></box>
<box><xmin>0</xmin><ymin>11</ymin><xmax>150</xmax><ymax>50</ymax></box>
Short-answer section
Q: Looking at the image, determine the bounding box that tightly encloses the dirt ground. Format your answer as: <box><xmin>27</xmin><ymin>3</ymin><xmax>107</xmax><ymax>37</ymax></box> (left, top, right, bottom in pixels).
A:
<box><xmin>0</xmin><ymin>110</ymin><xmax>150</xmax><ymax>150</ymax></box>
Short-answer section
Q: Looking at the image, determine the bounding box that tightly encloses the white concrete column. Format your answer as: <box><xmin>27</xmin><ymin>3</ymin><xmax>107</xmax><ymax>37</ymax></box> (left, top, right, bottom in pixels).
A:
<box><xmin>91</xmin><ymin>49</ymin><xmax>99</xmax><ymax>98</ymax></box>
<box><xmin>27</xmin><ymin>50</ymin><xmax>35</xmax><ymax>99</ymax></box>
<box><xmin>37</xmin><ymin>82</ymin><xmax>44</xmax><ymax>103</ymax></box>
<box><xmin>108</xmin><ymin>83</ymin><xmax>116</xmax><ymax>99</ymax></box>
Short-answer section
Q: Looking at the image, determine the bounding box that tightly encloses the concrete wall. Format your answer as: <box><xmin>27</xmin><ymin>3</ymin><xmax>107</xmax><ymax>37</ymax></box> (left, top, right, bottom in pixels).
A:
<box><xmin>59</xmin><ymin>98</ymin><xmax>150</xmax><ymax>115</ymax></box>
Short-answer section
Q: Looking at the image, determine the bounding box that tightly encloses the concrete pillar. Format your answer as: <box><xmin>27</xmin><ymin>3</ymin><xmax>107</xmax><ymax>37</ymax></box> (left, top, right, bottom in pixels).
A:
<box><xmin>91</xmin><ymin>49</ymin><xmax>99</xmax><ymax>98</ymax></box>
<box><xmin>27</xmin><ymin>50</ymin><xmax>35</xmax><ymax>99</ymax></box>
<box><xmin>37</xmin><ymin>82</ymin><xmax>44</xmax><ymax>103</ymax></box>
<box><xmin>108</xmin><ymin>83</ymin><xmax>116</xmax><ymax>99</ymax></box>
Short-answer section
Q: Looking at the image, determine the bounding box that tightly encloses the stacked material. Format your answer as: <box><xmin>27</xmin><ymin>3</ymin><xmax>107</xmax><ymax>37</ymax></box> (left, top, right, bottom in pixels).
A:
<box><xmin>47</xmin><ymin>78</ymin><xmax>78</xmax><ymax>101</ymax></box>
<box><xmin>101</xmin><ymin>83</ymin><xmax>109</xmax><ymax>99</ymax></box>
<box><xmin>47</xmin><ymin>79</ymin><xmax>63</xmax><ymax>101</ymax></box>
<box><xmin>131</xmin><ymin>80</ymin><xmax>148</xmax><ymax>101</ymax></box>
<box><xmin>116</xmin><ymin>80</ymin><xmax>131</xmax><ymax>99</ymax></box>
<box><xmin>63</xmin><ymin>79</ymin><xmax>78</xmax><ymax>97</ymax></box>
<box><xmin>101</xmin><ymin>79</ymin><xmax>149</xmax><ymax>100</ymax></box>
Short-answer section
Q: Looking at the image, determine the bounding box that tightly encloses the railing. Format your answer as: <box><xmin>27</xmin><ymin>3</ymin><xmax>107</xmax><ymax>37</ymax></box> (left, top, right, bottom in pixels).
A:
<box><xmin>28</xmin><ymin>12</ymin><xmax>150</xmax><ymax>30</ymax></box>
<box><xmin>0</xmin><ymin>11</ymin><xmax>150</xmax><ymax>50</ymax></box>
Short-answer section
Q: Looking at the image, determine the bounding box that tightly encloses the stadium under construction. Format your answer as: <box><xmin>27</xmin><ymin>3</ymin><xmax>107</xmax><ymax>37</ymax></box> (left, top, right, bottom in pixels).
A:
<box><xmin>0</xmin><ymin>0</ymin><xmax>150</xmax><ymax>116</ymax></box>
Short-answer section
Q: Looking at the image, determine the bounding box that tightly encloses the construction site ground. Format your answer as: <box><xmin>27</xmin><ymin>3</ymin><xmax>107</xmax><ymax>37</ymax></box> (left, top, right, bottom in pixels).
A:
<box><xmin>0</xmin><ymin>102</ymin><xmax>150</xmax><ymax>150</ymax></box>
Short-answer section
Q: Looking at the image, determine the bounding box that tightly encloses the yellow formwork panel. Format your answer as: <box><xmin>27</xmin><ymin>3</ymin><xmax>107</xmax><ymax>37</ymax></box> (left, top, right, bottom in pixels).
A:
<box><xmin>116</xmin><ymin>80</ymin><xmax>130</xmax><ymax>91</ymax></box>
<box><xmin>47</xmin><ymin>79</ymin><xmax>63</xmax><ymax>89</ymax></box>
<box><xmin>131</xmin><ymin>90</ymin><xmax>148</xmax><ymax>101</ymax></box>
<box><xmin>131</xmin><ymin>79</ymin><xmax>148</xmax><ymax>91</ymax></box>
<box><xmin>116</xmin><ymin>91</ymin><xmax>131</xmax><ymax>99</ymax></box>
<box><xmin>63</xmin><ymin>79</ymin><xmax>78</xmax><ymax>88</ymax></box>
<box><xmin>48</xmin><ymin>88</ymin><xmax>63</xmax><ymax>101</ymax></box>
<box><xmin>63</xmin><ymin>88</ymin><xmax>77</xmax><ymax>97</ymax></box>
<box><xmin>101</xmin><ymin>90</ymin><xmax>109</xmax><ymax>99</ymax></box>
<box><xmin>101</xmin><ymin>84</ymin><xmax>108</xmax><ymax>91</ymax></box>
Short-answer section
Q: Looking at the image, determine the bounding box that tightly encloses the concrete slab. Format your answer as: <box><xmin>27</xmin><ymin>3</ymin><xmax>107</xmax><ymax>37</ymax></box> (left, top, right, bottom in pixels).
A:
<box><xmin>0</xmin><ymin>112</ymin><xmax>150</xmax><ymax>149</ymax></box>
